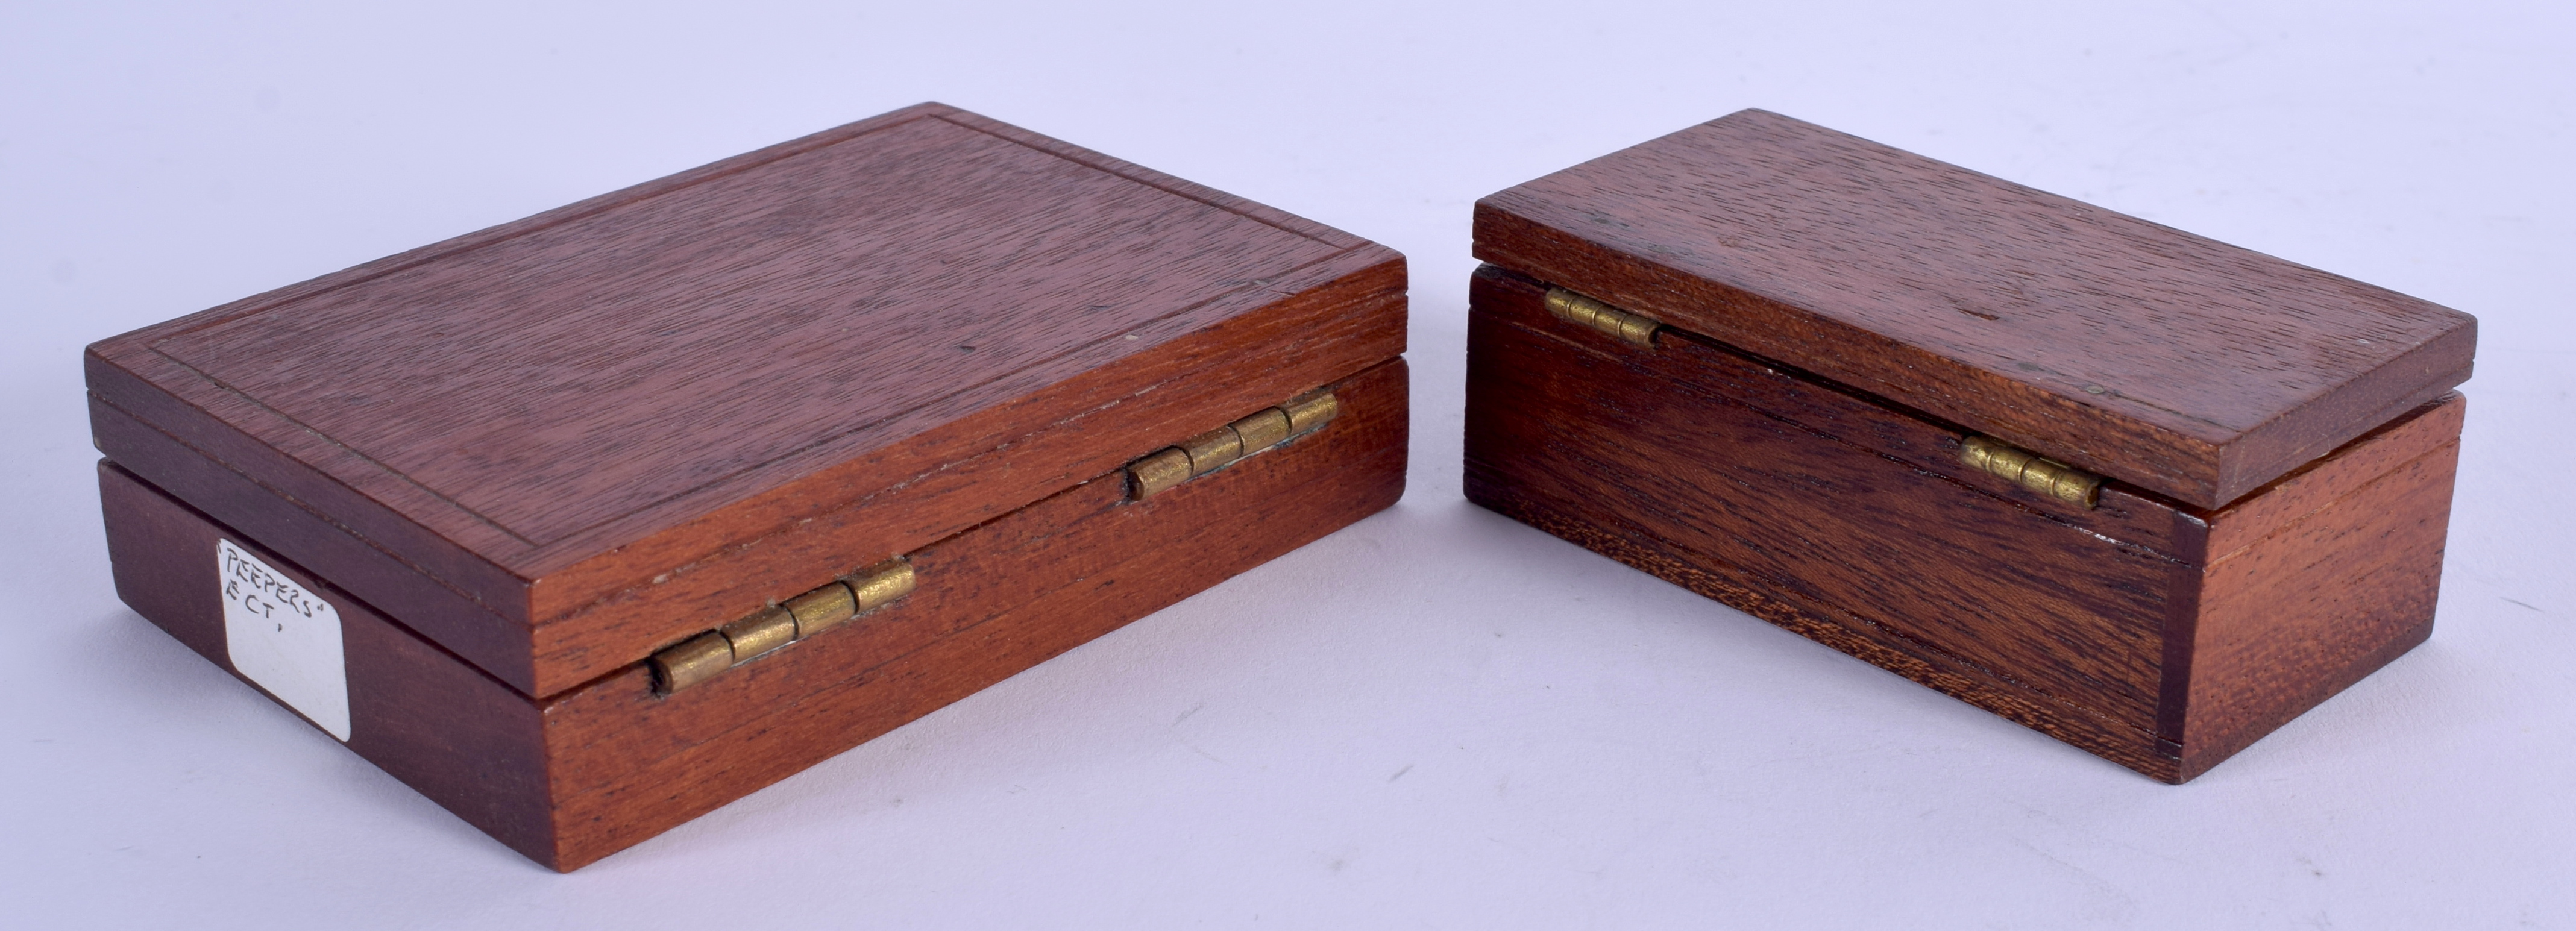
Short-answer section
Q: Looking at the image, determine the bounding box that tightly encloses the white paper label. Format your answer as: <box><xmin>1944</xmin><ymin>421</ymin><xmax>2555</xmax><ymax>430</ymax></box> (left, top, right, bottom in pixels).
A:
<box><xmin>219</xmin><ymin>539</ymin><xmax>350</xmax><ymax>741</ymax></box>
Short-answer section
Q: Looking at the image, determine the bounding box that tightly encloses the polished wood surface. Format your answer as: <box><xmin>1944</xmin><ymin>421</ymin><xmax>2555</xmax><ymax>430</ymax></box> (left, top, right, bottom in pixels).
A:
<box><xmin>87</xmin><ymin>102</ymin><xmax>1406</xmax><ymax>696</ymax></box>
<box><xmin>2177</xmin><ymin>394</ymin><xmax>2461</xmax><ymax>779</ymax></box>
<box><xmin>101</xmin><ymin>461</ymin><xmax>555</xmax><ymax>857</ymax></box>
<box><xmin>101</xmin><ymin>357</ymin><xmax>1407</xmax><ymax>870</ymax></box>
<box><xmin>1474</xmin><ymin>108</ymin><xmax>2475</xmax><ymax>509</ymax></box>
<box><xmin>1463</xmin><ymin>266</ymin><xmax>2458</xmax><ymax>781</ymax></box>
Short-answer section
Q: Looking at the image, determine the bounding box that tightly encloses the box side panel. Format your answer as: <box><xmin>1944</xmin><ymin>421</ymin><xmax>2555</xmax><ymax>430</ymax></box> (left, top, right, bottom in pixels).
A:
<box><xmin>2180</xmin><ymin>407</ymin><xmax>2461</xmax><ymax>779</ymax></box>
<box><xmin>87</xmin><ymin>342</ymin><xmax>532</xmax><ymax>602</ymax></box>
<box><xmin>1474</xmin><ymin>487</ymin><xmax>2177</xmax><ymax>780</ymax></box>
<box><xmin>90</xmin><ymin>395</ymin><xmax>541</xmax><ymax>692</ymax></box>
<box><xmin>2202</xmin><ymin>394</ymin><xmax>2468</xmax><ymax>561</ymax></box>
<box><xmin>97</xmin><ymin>462</ymin><xmax>558</xmax><ymax>865</ymax></box>
<box><xmin>1471</xmin><ymin>267</ymin><xmax>2199</xmax><ymax>554</ymax></box>
<box><xmin>1464</xmin><ymin>275</ymin><xmax>2195</xmax><ymax>779</ymax></box>
<box><xmin>1466</xmin><ymin>274</ymin><xmax>2185</xmax><ymax>724</ymax></box>
<box><xmin>523</xmin><ymin>251</ymin><xmax>1406</xmax><ymax>697</ymax></box>
<box><xmin>538</xmin><ymin>357</ymin><xmax>1409</xmax><ymax>870</ymax></box>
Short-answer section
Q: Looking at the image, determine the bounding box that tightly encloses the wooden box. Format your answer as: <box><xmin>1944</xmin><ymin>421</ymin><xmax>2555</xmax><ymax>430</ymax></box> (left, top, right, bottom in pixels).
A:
<box><xmin>1465</xmin><ymin>110</ymin><xmax>2472</xmax><ymax>782</ymax></box>
<box><xmin>87</xmin><ymin>102</ymin><xmax>1408</xmax><ymax>870</ymax></box>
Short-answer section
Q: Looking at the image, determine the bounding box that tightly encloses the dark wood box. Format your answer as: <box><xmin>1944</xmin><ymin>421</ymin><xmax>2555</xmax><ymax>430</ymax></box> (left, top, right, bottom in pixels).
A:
<box><xmin>1465</xmin><ymin>110</ymin><xmax>2472</xmax><ymax>782</ymax></box>
<box><xmin>87</xmin><ymin>102</ymin><xmax>1407</xmax><ymax>870</ymax></box>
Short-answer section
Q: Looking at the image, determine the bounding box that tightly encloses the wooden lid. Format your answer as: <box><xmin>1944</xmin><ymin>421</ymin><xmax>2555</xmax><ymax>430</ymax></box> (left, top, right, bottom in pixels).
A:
<box><xmin>1474</xmin><ymin>109</ymin><xmax>2474</xmax><ymax>510</ymax></box>
<box><xmin>89</xmin><ymin>103</ymin><xmax>1404</xmax><ymax>695</ymax></box>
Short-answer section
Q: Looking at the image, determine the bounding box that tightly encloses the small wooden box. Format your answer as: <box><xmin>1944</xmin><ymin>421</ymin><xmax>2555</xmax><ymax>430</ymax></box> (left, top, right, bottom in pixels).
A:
<box><xmin>1465</xmin><ymin>110</ymin><xmax>2472</xmax><ymax>782</ymax></box>
<box><xmin>87</xmin><ymin>102</ymin><xmax>1408</xmax><ymax>869</ymax></box>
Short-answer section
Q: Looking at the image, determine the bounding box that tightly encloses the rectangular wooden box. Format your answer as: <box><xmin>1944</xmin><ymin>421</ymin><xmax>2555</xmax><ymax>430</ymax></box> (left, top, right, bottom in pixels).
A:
<box><xmin>1465</xmin><ymin>110</ymin><xmax>2473</xmax><ymax>782</ymax></box>
<box><xmin>87</xmin><ymin>102</ymin><xmax>1408</xmax><ymax>869</ymax></box>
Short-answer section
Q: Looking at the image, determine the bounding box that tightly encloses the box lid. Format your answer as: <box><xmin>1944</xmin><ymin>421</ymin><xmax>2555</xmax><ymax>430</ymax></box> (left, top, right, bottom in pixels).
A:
<box><xmin>88</xmin><ymin>102</ymin><xmax>1405</xmax><ymax>697</ymax></box>
<box><xmin>1473</xmin><ymin>108</ymin><xmax>2474</xmax><ymax>510</ymax></box>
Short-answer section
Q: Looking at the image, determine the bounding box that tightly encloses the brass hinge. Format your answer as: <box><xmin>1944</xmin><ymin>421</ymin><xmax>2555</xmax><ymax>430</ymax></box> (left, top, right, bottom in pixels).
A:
<box><xmin>1127</xmin><ymin>391</ymin><xmax>1339</xmax><ymax>499</ymax></box>
<box><xmin>651</xmin><ymin>557</ymin><xmax>917</xmax><ymax>694</ymax></box>
<box><xmin>1961</xmin><ymin>436</ymin><xmax>2102</xmax><ymax>508</ymax></box>
<box><xmin>1545</xmin><ymin>287</ymin><xmax>1660</xmax><ymax>347</ymax></box>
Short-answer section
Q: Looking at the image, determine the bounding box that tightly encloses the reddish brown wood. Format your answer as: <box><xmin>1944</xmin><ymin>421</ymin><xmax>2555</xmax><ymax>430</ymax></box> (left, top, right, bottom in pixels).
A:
<box><xmin>87</xmin><ymin>102</ymin><xmax>1405</xmax><ymax>696</ymax></box>
<box><xmin>102</xmin><ymin>460</ymin><xmax>553</xmax><ymax>856</ymax></box>
<box><xmin>2176</xmin><ymin>397</ymin><xmax>2462</xmax><ymax>779</ymax></box>
<box><xmin>1463</xmin><ymin>266</ymin><xmax>2458</xmax><ymax>781</ymax></box>
<box><xmin>91</xmin><ymin>397</ymin><xmax>540</xmax><ymax>688</ymax></box>
<box><xmin>104</xmin><ymin>359</ymin><xmax>1407</xmax><ymax>870</ymax></box>
<box><xmin>1474</xmin><ymin>108</ymin><xmax>2475</xmax><ymax>509</ymax></box>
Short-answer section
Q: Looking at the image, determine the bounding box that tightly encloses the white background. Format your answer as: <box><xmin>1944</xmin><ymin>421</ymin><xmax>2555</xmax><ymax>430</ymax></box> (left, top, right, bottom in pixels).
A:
<box><xmin>5</xmin><ymin>1</ymin><xmax>2570</xmax><ymax>927</ymax></box>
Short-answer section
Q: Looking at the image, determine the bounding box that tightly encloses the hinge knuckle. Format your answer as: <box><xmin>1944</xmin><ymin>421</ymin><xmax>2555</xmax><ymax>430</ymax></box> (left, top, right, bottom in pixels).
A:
<box><xmin>1545</xmin><ymin>287</ymin><xmax>1660</xmax><ymax>348</ymax></box>
<box><xmin>1181</xmin><ymin>425</ymin><xmax>1246</xmax><ymax>475</ymax></box>
<box><xmin>846</xmin><ymin>559</ymin><xmax>917</xmax><ymax>612</ymax></box>
<box><xmin>1126</xmin><ymin>390</ymin><xmax>1340</xmax><ymax>500</ymax></box>
<box><xmin>1281</xmin><ymin>392</ymin><xmax>1339</xmax><ymax>436</ymax></box>
<box><xmin>718</xmin><ymin>607</ymin><xmax>797</xmax><ymax>662</ymax></box>
<box><xmin>785</xmin><ymin>581</ymin><xmax>858</xmax><ymax>638</ymax></box>
<box><xmin>1961</xmin><ymin>435</ymin><xmax>2102</xmax><ymax>508</ymax></box>
<box><xmin>1128</xmin><ymin>448</ymin><xmax>1193</xmax><ymax>498</ymax></box>
<box><xmin>651</xmin><ymin>632</ymin><xmax>735</xmax><ymax>693</ymax></box>
<box><xmin>652</xmin><ymin>556</ymin><xmax>919</xmax><ymax>694</ymax></box>
<box><xmin>1229</xmin><ymin>407</ymin><xmax>1292</xmax><ymax>451</ymax></box>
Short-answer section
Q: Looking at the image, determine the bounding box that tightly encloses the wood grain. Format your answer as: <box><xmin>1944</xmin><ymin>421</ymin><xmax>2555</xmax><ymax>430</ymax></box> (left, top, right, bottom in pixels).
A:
<box><xmin>547</xmin><ymin>358</ymin><xmax>1406</xmax><ymax>868</ymax></box>
<box><xmin>1471</xmin><ymin>485</ymin><xmax>2176</xmax><ymax>779</ymax></box>
<box><xmin>2199</xmin><ymin>394</ymin><xmax>2465</xmax><ymax>564</ymax></box>
<box><xmin>2176</xmin><ymin>395</ymin><xmax>2461</xmax><ymax>779</ymax></box>
<box><xmin>87</xmin><ymin>102</ymin><xmax>1406</xmax><ymax>697</ymax></box>
<box><xmin>101</xmin><ymin>357</ymin><xmax>1407</xmax><ymax>870</ymax></box>
<box><xmin>90</xmin><ymin>397</ymin><xmax>540</xmax><ymax>687</ymax></box>
<box><xmin>1474</xmin><ymin>108</ymin><xmax>2475</xmax><ymax>509</ymax></box>
<box><xmin>1466</xmin><ymin>268</ymin><xmax>2182</xmax><ymax>746</ymax></box>
<box><xmin>1463</xmin><ymin>265</ymin><xmax>2459</xmax><ymax>781</ymax></box>
<box><xmin>100</xmin><ymin>460</ymin><xmax>554</xmax><ymax>858</ymax></box>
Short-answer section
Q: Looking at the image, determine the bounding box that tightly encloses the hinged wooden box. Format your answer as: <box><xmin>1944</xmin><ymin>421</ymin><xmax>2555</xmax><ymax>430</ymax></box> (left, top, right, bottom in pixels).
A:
<box><xmin>1466</xmin><ymin>110</ymin><xmax>2472</xmax><ymax>782</ymax></box>
<box><xmin>89</xmin><ymin>102</ymin><xmax>1408</xmax><ymax>869</ymax></box>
